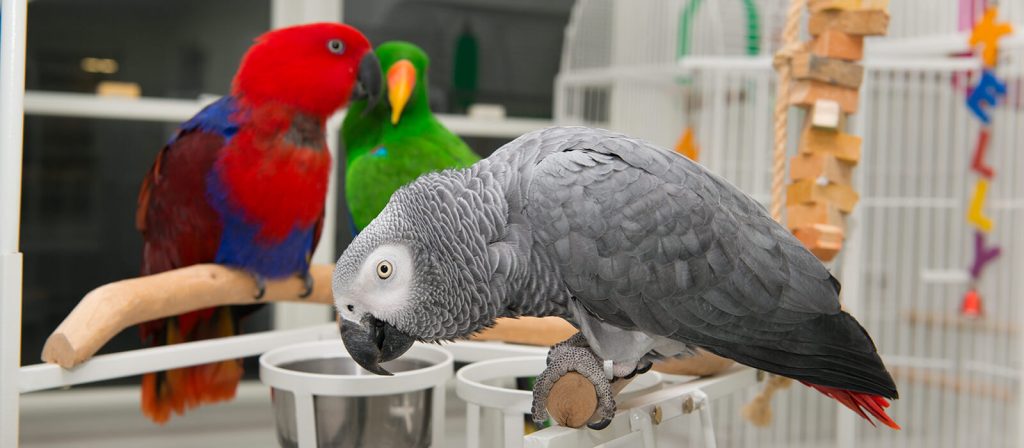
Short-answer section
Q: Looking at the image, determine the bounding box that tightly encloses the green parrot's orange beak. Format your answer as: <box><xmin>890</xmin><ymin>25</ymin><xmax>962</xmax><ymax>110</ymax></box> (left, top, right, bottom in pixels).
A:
<box><xmin>387</xmin><ymin>59</ymin><xmax>417</xmax><ymax>125</ymax></box>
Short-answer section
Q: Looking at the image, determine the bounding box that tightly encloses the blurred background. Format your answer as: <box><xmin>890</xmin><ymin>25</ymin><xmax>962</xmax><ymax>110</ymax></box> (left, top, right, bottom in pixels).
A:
<box><xmin>14</xmin><ymin>0</ymin><xmax>1024</xmax><ymax>447</ymax></box>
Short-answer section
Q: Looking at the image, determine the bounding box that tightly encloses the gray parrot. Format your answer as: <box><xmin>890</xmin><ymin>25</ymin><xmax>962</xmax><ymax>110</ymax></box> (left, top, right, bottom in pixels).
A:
<box><xmin>333</xmin><ymin>126</ymin><xmax>899</xmax><ymax>430</ymax></box>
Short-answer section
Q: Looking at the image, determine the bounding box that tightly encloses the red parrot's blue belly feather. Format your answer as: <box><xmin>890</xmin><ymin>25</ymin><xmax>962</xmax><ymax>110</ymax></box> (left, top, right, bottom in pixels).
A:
<box><xmin>206</xmin><ymin>169</ymin><xmax>321</xmax><ymax>278</ymax></box>
<box><xmin>213</xmin><ymin>213</ymin><xmax>317</xmax><ymax>278</ymax></box>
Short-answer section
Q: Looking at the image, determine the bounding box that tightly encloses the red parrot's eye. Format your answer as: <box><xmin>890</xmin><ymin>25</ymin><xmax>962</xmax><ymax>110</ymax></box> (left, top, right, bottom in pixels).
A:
<box><xmin>327</xmin><ymin>39</ymin><xmax>345</xmax><ymax>55</ymax></box>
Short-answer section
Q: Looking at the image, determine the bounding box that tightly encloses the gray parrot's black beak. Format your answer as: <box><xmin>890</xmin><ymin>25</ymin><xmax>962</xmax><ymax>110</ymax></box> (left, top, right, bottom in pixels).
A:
<box><xmin>351</xmin><ymin>52</ymin><xmax>382</xmax><ymax>117</ymax></box>
<box><xmin>340</xmin><ymin>315</ymin><xmax>414</xmax><ymax>376</ymax></box>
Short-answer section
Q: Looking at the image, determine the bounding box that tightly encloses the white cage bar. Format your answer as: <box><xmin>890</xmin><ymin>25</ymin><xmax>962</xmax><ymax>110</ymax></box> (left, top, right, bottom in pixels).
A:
<box><xmin>1</xmin><ymin>0</ymin><xmax>29</xmax><ymax>446</ymax></box>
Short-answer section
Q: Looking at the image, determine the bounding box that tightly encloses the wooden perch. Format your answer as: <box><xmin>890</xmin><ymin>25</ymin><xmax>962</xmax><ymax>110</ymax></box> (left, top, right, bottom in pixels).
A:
<box><xmin>904</xmin><ymin>310</ymin><xmax>1018</xmax><ymax>334</ymax></box>
<box><xmin>891</xmin><ymin>366</ymin><xmax>1013</xmax><ymax>402</ymax></box>
<box><xmin>548</xmin><ymin>374</ymin><xmax>636</xmax><ymax>428</ymax></box>
<box><xmin>470</xmin><ymin>316</ymin><xmax>577</xmax><ymax>346</ymax></box>
<box><xmin>42</xmin><ymin>263</ymin><xmax>337</xmax><ymax>368</ymax></box>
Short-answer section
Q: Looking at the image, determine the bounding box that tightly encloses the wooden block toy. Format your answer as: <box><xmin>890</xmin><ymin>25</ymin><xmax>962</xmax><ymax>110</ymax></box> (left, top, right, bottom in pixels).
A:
<box><xmin>787</xmin><ymin>202</ymin><xmax>846</xmax><ymax>231</ymax></box>
<box><xmin>792</xmin><ymin>223</ymin><xmax>845</xmax><ymax>261</ymax></box>
<box><xmin>809</xmin><ymin>9</ymin><xmax>891</xmax><ymax>36</ymax></box>
<box><xmin>787</xmin><ymin>178</ymin><xmax>859</xmax><ymax>213</ymax></box>
<box><xmin>810</xmin><ymin>99</ymin><xmax>843</xmax><ymax>129</ymax></box>
<box><xmin>810</xmin><ymin>29</ymin><xmax>864</xmax><ymax>61</ymax></box>
<box><xmin>800</xmin><ymin>120</ymin><xmax>862</xmax><ymax>163</ymax></box>
<box><xmin>790</xmin><ymin>80</ymin><xmax>859</xmax><ymax>113</ymax></box>
<box><xmin>809</xmin><ymin>0</ymin><xmax>889</xmax><ymax>13</ymax></box>
<box><xmin>790</xmin><ymin>152</ymin><xmax>854</xmax><ymax>185</ymax></box>
<box><xmin>791</xmin><ymin>52</ymin><xmax>864</xmax><ymax>89</ymax></box>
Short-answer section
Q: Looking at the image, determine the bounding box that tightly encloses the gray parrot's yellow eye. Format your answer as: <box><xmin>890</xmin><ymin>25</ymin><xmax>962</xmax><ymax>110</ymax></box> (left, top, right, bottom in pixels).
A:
<box><xmin>327</xmin><ymin>39</ymin><xmax>345</xmax><ymax>55</ymax></box>
<box><xmin>376</xmin><ymin>260</ymin><xmax>393</xmax><ymax>279</ymax></box>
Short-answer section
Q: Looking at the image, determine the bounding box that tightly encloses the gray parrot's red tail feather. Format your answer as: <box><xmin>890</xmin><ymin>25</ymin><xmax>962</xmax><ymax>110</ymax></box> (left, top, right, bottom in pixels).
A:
<box><xmin>804</xmin><ymin>382</ymin><xmax>901</xmax><ymax>430</ymax></box>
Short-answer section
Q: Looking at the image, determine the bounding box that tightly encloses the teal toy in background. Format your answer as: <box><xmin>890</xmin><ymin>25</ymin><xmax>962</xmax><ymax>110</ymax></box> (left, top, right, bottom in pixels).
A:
<box><xmin>341</xmin><ymin>41</ymin><xmax>480</xmax><ymax>232</ymax></box>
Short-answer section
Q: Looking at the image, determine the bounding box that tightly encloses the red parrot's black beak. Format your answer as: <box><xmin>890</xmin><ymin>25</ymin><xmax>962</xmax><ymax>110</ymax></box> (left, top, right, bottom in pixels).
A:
<box><xmin>340</xmin><ymin>314</ymin><xmax>414</xmax><ymax>375</ymax></box>
<box><xmin>351</xmin><ymin>52</ymin><xmax>382</xmax><ymax>117</ymax></box>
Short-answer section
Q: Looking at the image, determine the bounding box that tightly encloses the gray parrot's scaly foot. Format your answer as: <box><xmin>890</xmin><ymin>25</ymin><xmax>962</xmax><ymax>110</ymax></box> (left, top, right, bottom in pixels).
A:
<box><xmin>298</xmin><ymin>270</ymin><xmax>314</xmax><ymax>298</ymax></box>
<box><xmin>251</xmin><ymin>273</ymin><xmax>267</xmax><ymax>300</ymax></box>
<box><xmin>531</xmin><ymin>334</ymin><xmax>616</xmax><ymax>429</ymax></box>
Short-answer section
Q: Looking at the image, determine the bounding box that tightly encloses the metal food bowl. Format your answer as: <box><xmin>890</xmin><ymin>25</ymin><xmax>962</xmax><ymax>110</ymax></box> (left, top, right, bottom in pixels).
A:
<box><xmin>260</xmin><ymin>340</ymin><xmax>453</xmax><ymax>448</ymax></box>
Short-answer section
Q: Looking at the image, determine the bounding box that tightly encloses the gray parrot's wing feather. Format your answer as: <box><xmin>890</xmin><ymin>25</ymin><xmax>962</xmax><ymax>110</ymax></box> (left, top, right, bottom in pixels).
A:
<box><xmin>522</xmin><ymin>127</ymin><xmax>896</xmax><ymax>398</ymax></box>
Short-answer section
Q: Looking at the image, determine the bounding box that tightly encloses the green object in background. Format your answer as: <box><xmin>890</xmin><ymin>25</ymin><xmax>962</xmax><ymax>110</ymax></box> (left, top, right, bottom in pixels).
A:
<box><xmin>677</xmin><ymin>0</ymin><xmax>761</xmax><ymax>58</ymax></box>
<box><xmin>341</xmin><ymin>41</ymin><xmax>480</xmax><ymax>232</ymax></box>
<box><xmin>452</xmin><ymin>25</ymin><xmax>479</xmax><ymax>113</ymax></box>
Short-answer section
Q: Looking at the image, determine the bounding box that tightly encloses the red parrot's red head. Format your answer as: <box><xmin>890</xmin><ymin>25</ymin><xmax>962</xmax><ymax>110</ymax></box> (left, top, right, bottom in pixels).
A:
<box><xmin>233</xmin><ymin>22</ymin><xmax>382</xmax><ymax>117</ymax></box>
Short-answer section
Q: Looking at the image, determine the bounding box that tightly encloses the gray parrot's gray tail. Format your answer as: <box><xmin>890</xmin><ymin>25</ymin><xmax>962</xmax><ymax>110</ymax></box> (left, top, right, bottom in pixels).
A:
<box><xmin>706</xmin><ymin>311</ymin><xmax>897</xmax><ymax>399</ymax></box>
<box><xmin>698</xmin><ymin>310</ymin><xmax>900</xmax><ymax>428</ymax></box>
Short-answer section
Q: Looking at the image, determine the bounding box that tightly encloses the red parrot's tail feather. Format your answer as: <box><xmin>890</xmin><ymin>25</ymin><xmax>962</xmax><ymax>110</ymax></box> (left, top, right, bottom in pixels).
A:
<box><xmin>141</xmin><ymin>307</ymin><xmax>243</xmax><ymax>424</ymax></box>
<box><xmin>804</xmin><ymin>382</ymin><xmax>901</xmax><ymax>430</ymax></box>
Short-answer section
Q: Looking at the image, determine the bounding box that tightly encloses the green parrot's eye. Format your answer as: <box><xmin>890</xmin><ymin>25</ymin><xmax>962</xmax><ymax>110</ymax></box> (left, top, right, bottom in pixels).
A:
<box><xmin>327</xmin><ymin>39</ymin><xmax>345</xmax><ymax>55</ymax></box>
<box><xmin>376</xmin><ymin>260</ymin><xmax>393</xmax><ymax>279</ymax></box>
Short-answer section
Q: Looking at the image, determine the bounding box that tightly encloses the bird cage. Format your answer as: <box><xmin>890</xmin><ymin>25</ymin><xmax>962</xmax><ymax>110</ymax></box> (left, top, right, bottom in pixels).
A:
<box><xmin>556</xmin><ymin>0</ymin><xmax>1024</xmax><ymax>446</ymax></box>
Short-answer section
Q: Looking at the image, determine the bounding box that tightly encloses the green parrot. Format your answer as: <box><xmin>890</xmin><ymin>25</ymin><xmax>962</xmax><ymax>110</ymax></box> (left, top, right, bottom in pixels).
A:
<box><xmin>342</xmin><ymin>41</ymin><xmax>480</xmax><ymax>231</ymax></box>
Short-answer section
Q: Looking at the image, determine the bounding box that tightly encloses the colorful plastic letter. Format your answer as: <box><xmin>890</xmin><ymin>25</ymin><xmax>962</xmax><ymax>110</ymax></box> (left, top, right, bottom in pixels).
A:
<box><xmin>969</xmin><ymin>8</ymin><xmax>1013</xmax><ymax>67</ymax></box>
<box><xmin>970</xmin><ymin>128</ymin><xmax>994</xmax><ymax>178</ymax></box>
<box><xmin>967</xmin><ymin>179</ymin><xmax>994</xmax><ymax>232</ymax></box>
<box><xmin>969</xmin><ymin>231</ymin><xmax>1002</xmax><ymax>279</ymax></box>
<box><xmin>966</xmin><ymin>70</ymin><xmax>1007</xmax><ymax>124</ymax></box>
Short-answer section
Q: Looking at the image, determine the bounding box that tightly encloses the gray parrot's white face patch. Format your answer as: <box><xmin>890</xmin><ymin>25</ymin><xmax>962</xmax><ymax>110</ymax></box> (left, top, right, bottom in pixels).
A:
<box><xmin>335</xmin><ymin>243</ymin><xmax>414</xmax><ymax>323</ymax></box>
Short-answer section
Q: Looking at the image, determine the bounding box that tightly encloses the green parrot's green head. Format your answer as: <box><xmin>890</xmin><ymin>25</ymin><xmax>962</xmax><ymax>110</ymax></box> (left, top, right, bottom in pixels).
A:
<box><xmin>342</xmin><ymin>41</ymin><xmax>432</xmax><ymax>164</ymax></box>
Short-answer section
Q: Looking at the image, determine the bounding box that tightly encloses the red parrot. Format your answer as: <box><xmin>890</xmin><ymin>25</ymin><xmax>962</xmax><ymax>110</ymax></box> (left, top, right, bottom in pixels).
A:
<box><xmin>135</xmin><ymin>23</ymin><xmax>381</xmax><ymax>423</ymax></box>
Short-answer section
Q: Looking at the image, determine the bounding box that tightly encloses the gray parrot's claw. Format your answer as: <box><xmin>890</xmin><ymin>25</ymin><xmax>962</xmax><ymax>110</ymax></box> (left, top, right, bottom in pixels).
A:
<box><xmin>298</xmin><ymin>271</ymin><xmax>314</xmax><ymax>298</ymax></box>
<box><xmin>636</xmin><ymin>360</ymin><xmax>653</xmax><ymax>375</ymax></box>
<box><xmin>587</xmin><ymin>418</ymin><xmax>612</xmax><ymax>430</ymax></box>
<box><xmin>622</xmin><ymin>360</ymin><xmax>652</xmax><ymax>379</ymax></box>
<box><xmin>531</xmin><ymin>402</ymin><xmax>551</xmax><ymax>424</ymax></box>
<box><xmin>252</xmin><ymin>273</ymin><xmax>267</xmax><ymax>300</ymax></box>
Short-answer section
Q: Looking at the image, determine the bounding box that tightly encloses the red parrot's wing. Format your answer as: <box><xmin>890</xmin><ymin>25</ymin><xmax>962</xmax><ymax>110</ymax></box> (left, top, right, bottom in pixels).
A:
<box><xmin>137</xmin><ymin>130</ymin><xmax>225</xmax><ymax>276</ymax></box>
<box><xmin>136</xmin><ymin>129</ymin><xmax>241</xmax><ymax>425</ymax></box>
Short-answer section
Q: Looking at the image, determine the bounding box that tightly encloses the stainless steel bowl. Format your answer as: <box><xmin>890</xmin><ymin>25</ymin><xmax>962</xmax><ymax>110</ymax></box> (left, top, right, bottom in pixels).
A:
<box><xmin>271</xmin><ymin>357</ymin><xmax>433</xmax><ymax>448</ymax></box>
